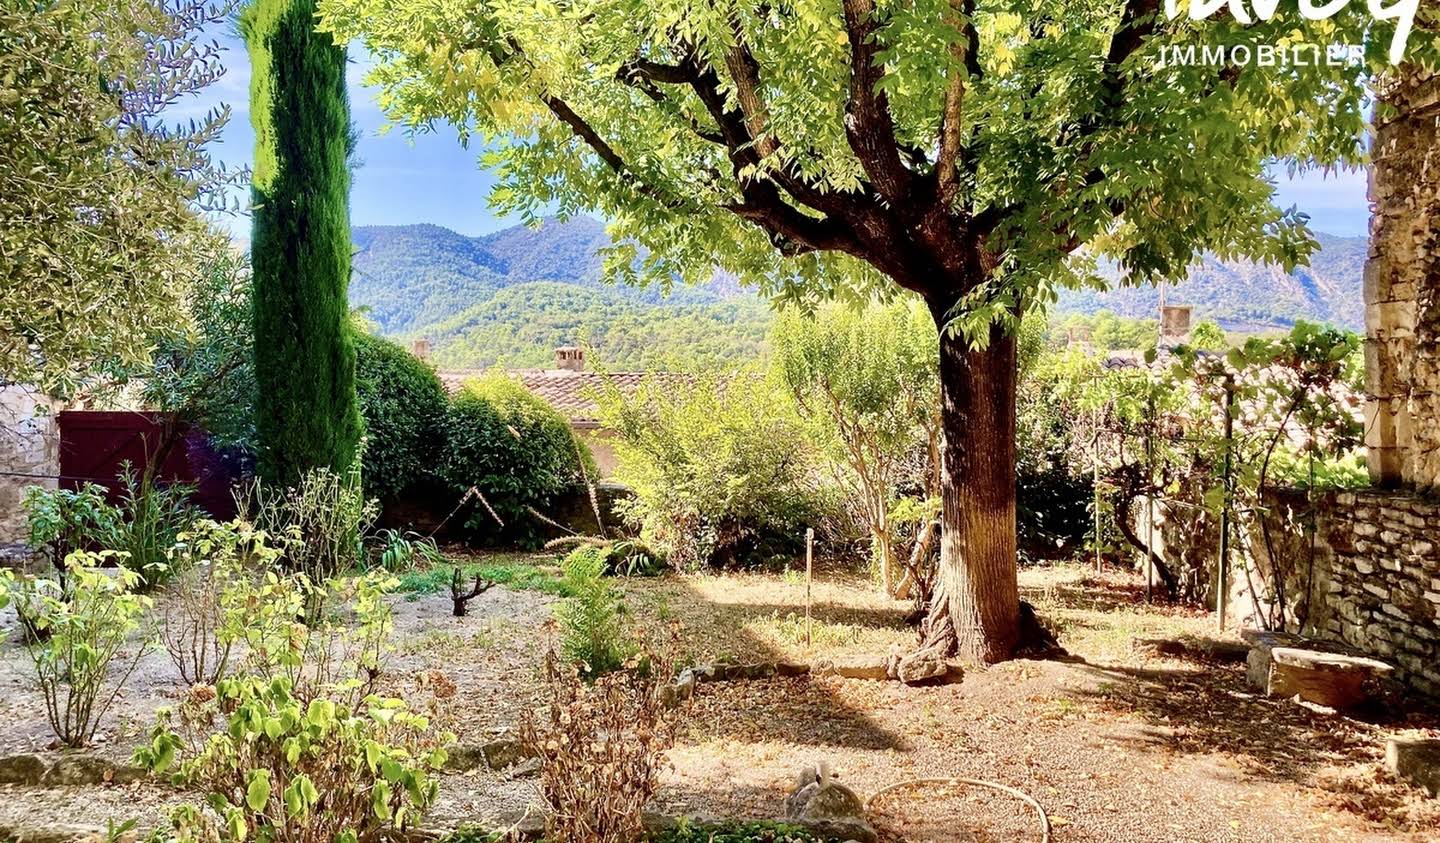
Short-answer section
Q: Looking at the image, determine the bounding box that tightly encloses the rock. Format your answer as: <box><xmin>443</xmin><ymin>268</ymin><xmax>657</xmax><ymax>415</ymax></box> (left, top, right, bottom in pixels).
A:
<box><xmin>1386</xmin><ymin>737</ymin><xmax>1440</xmax><ymax>797</ymax></box>
<box><xmin>1241</xmin><ymin>628</ymin><xmax>1308</xmax><ymax>691</ymax></box>
<box><xmin>480</xmin><ymin>738</ymin><xmax>533</xmax><ymax>770</ymax></box>
<box><xmin>743</xmin><ymin>662</ymin><xmax>777</xmax><ymax>680</ymax></box>
<box><xmin>0</xmin><ymin>754</ymin><xmax>47</xmax><ymax>785</ymax></box>
<box><xmin>41</xmin><ymin>754</ymin><xmax>113</xmax><ymax>786</ymax></box>
<box><xmin>1268</xmin><ymin>647</ymin><xmax>1395</xmax><ymax>709</ymax></box>
<box><xmin>775</xmin><ymin>661</ymin><xmax>810</xmax><ymax>677</ymax></box>
<box><xmin>504</xmin><ymin>757</ymin><xmax>542</xmax><ymax>780</ymax></box>
<box><xmin>785</xmin><ymin>762</ymin><xmax>866</xmax><ymax>823</ymax></box>
<box><xmin>893</xmin><ymin>652</ymin><xmax>963</xmax><ymax>685</ymax></box>
<box><xmin>443</xmin><ymin>743</ymin><xmax>487</xmax><ymax>772</ymax></box>
<box><xmin>675</xmin><ymin>670</ymin><xmax>697</xmax><ymax>700</ymax></box>
<box><xmin>814</xmin><ymin>656</ymin><xmax>890</xmax><ymax>680</ymax></box>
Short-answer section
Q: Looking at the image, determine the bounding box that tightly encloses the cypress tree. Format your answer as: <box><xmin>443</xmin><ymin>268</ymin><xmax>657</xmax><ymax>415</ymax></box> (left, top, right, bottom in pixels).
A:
<box><xmin>242</xmin><ymin>0</ymin><xmax>361</xmax><ymax>485</ymax></box>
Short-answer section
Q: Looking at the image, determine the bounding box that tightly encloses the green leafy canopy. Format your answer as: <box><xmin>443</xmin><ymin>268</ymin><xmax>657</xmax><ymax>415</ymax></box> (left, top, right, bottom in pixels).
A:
<box><xmin>318</xmin><ymin>0</ymin><xmax>1432</xmax><ymax>339</ymax></box>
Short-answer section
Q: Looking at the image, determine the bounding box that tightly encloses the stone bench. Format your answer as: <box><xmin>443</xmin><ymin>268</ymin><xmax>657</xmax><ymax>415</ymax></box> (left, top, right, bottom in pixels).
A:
<box><xmin>1241</xmin><ymin>629</ymin><xmax>1395</xmax><ymax>709</ymax></box>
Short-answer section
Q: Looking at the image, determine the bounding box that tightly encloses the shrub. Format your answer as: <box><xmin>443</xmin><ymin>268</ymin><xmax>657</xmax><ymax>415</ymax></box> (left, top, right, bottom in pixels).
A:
<box><xmin>243</xmin><ymin>464</ymin><xmax>379</xmax><ymax>586</ymax></box>
<box><xmin>372</xmin><ymin>528</ymin><xmax>445</xmax><ymax>573</ymax></box>
<box><xmin>113</xmin><ymin>462</ymin><xmax>202</xmax><ymax>586</ymax></box>
<box><xmin>4</xmin><ymin>552</ymin><xmax>152</xmax><ymax>747</ymax></box>
<box><xmin>596</xmin><ymin>372</ymin><xmax>822</xmax><ymax>570</ymax></box>
<box><xmin>441</xmin><ymin>374</ymin><xmax>594</xmax><ymax>545</ymax></box>
<box><xmin>354</xmin><ymin>332</ymin><xmax>448</xmax><ymax>503</ymax></box>
<box><xmin>546</xmin><ymin>536</ymin><xmax>666</xmax><ymax>577</ymax></box>
<box><xmin>162</xmin><ymin>519</ymin><xmax>282</xmax><ymax>686</ymax></box>
<box><xmin>136</xmin><ymin>676</ymin><xmax>448</xmax><ymax>843</ymax></box>
<box><xmin>555</xmin><ymin>547</ymin><xmax>631</xmax><ymax>675</ymax></box>
<box><xmin>519</xmin><ymin>638</ymin><xmax>679</xmax><ymax>843</ymax></box>
<box><xmin>23</xmin><ymin>483</ymin><xmax>121</xmax><ymax>566</ymax></box>
<box><xmin>238</xmin><ymin>570</ymin><xmax>398</xmax><ymax>708</ymax></box>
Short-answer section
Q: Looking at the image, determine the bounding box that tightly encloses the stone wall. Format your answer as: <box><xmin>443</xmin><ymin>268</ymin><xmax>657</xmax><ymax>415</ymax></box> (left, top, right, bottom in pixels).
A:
<box><xmin>1364</xmin><ymin>66</ymin><xmax>1440</xmax><ymax>491</ymax></box>
<box><xmin>1311</xmin><ymin>490</ymin><xmax>1440</xmax><ymax>699</ymax></box>
<box><xmin>0</xmin><ymin>385</ymin><xmax>61</xmax><ymax>544</ymax></box>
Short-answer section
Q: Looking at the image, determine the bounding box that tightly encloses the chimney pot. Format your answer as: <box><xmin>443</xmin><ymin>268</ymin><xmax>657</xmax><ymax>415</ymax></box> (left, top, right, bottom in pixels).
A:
<box><xmin>555</xmin><ymin>346</ymin><xmax>584</xmax><ymax>372</ymax></box>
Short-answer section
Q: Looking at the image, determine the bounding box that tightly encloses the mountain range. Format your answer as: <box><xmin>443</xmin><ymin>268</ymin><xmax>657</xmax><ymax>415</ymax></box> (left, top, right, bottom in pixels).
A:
<box><xmin>349</xmin><ymin>216</ymin><xmax>1367</xmax><ymax>369</ymax></box>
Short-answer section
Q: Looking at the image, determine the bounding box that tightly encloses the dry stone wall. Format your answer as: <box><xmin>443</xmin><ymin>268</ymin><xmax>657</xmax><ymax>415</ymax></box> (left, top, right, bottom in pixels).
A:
<box><xmin>1312</xmin><ymin>490</ymin><xmax>1440</xmax><ymax>698</ymax></box>
<box><xmin>0</xmin><ymin>386</ymin><xmax>60</xmax><ymax>545</ymax></box>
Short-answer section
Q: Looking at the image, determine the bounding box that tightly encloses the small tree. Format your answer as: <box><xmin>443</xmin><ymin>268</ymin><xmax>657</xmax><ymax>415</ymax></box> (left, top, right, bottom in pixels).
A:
<box><xmin>772</xmin><ymin>300</ymin><xmax>938</xmax><ymax>598</ymax></box>
<box><xmin>244</xmin><ymin>0</ymin><xmax>362</xmax><ymax>485</ymax></box>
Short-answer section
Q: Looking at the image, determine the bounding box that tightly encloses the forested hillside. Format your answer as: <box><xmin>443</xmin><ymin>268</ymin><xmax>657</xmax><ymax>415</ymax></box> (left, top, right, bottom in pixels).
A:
<box><xmin>349</xmin><ymin>217</ymin><xmax>1367</xmax><ymax>369</ymax></box>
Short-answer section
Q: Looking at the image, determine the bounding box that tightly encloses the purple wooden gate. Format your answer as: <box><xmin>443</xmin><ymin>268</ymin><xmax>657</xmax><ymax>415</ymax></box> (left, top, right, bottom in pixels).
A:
<box><xmin>57</xmin><ymin>411</ymin><xmax>240</xmax><ymax>519</ymax></box>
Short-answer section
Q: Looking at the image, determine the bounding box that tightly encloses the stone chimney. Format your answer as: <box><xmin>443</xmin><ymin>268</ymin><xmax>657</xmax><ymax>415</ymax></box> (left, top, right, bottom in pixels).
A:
<box><xmin>410</xmin><ymin>338</ymin><xmax>431</xmax><ymax>360</ymax></box>
<box><xmin>1159</xmin><ymin>305</ymin><xmax>1193</xmax><ymax>346</ymax></box>
<box><xmin>555</xmin><ymin>346</ymin><xmax>584</xmax><ymax>372</ymax></box>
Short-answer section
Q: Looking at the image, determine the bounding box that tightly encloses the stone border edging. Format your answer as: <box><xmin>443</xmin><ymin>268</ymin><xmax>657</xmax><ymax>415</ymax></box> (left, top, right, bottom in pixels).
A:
<box><xmin>0</xmin><ymin>752</ymin><xmax>147</xmax><ymax>787</ymax></box>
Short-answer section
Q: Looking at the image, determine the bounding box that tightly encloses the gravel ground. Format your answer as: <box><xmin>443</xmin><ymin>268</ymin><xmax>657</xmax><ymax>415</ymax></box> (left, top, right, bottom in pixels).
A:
<box><xmin>0</xmin><ymin>560</ymin><xmax>1434</xmax><ymax>842</ymax></box>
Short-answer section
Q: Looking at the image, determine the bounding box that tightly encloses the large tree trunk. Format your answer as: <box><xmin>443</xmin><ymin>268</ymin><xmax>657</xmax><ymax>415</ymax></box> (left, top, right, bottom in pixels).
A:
<box><xmin>916</xmin><ymin>313</ymin><xmax>1021</xmax><ymax>664</ymax></box>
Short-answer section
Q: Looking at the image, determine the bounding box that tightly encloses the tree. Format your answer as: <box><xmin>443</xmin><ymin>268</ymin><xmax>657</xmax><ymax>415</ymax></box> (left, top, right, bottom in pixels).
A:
<box><xmin>0</xmin><ymin>0</ymin><xmax>236</xmax><ymax>397</ymax></box>
<box><xmin>1189</xmin><ymin>320</ymin><xmax>1228</xmax><ymax>351</ymax></box>
<box><xmin>244</xmin><ymin>0</ymin><xmax>361</xmax><ymax>485</ymax></box>
<box><xmin>772</xmin><ymin>300</ymin><xmax>938</xmax><ymax>599</ymax></box>
<box><xmin>320</xmin><ymin>1</ymin><xmax>1410</xmax><ymax>662</ymax></box>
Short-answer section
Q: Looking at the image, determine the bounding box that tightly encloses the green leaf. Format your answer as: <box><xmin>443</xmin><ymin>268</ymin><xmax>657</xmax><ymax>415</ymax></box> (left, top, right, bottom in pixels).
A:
<box><xmin>245</xmin><ymin>770</ymin><xmax>271</xmax><ymax>812</ymax></box>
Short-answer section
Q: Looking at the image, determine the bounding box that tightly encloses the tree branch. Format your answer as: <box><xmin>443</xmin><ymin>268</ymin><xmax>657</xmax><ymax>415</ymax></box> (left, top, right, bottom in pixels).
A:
<box><xmin>935</xmin><ymin>0</ymin><xmax>979</xmax><ymax>207</ymax></box>
<box><xmin>840</xmin><ymin>0</ymin><xmax>913</xmax><ymax>202</ymax></box>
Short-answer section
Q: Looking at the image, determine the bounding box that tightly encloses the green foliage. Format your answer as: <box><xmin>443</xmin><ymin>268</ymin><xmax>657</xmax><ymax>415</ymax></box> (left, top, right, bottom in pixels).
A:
<box><xmin>162</xmin><ymin>519</ymin><xmax>284</xmax><ymax>686</ymax></box>
<box><xmin>1189</xmin><ymin>320</ymin><xmax>1228</xmax><ymax>351</ymax></box>
<box><xmin>440</xmin><ymin>374</ymin><xmax>594</xmax><ymax>545</ymax></box>
<box><xmin>555</xmin><ymin>547</ymin><xmax>632</xmax><ymax>676</ymax></box>
<box><xmin>0</xmin><ymin>0</ymin><xmax>235</xmax><ymax>396</ymax></box>
<box><xmin>394</xmin><ymin>559</ymin><xmax>570</xmax><ymax>597</ymax></box>
<box><xmin>1014</xmin><ymin>344</ymin><xmax>1103</xmax><ymax>561</ymax></box>
<box><xmin>113</xmin><ymin>463</ymin><xmax>202</xmax><ymax>587</ymax></box>
<box><xmin>5</xmin><ymin>552</ymin><xmax>152</xmax><ymax>747</ymax></box>
<box><xmin>654</xmin><ymin>821</ymin><xmax>842</xmax><ymax>843</ymax></box>
<box><xmin>245</xmin><ymin>0</ymin><xmax>362</xmax><ymax>485</ymax></box>
<box><xmin>136</xmin><ymin>676</ymin><xmax>447</xmax><ymax>843</ymax></box>
<box><xmin>597</xmin><ymin>373</ymin><xmax>820</xmax><ymax>570</ymax></box>
<box><xmin>771</xmin><ymin>299</ymin><xmax>937</xmax><ymax>592</ymax></box>
<box><xmin>142</xmin><ymin>251</ymin><xmax>259</xmax><ymax>451</ymax></box>
<box><xmin>245</xmin><ymin>465</ymin><xmax>379</xmax><ymax>586</ymax></box>
<box><xmin>226</xmin><ymin>569</ymin><xmax>398</xmax><ymax>707</ymax></box>
<box><xmin>354</xmin><ymin>332</ymin><xmax>449</xmax><ymax>502</ymax></box>
<box><xmin>372</xmin><ymin>529</ymin><xmax>445</xmax><ymax>573</ymax></box>
<box><xmin>1052</xmin><ymin>311</ymin><xmax>1158</xmax><ymax>352</ymax></box>
<box><xmin>419</xmin><ymin>281</ymin><xmax>774</xmax><ymax>372</ymax></box>
<box><xmin>22</xmin><ymin>483</ymin><xmax>122</xmax><ymax>564</ymax></box>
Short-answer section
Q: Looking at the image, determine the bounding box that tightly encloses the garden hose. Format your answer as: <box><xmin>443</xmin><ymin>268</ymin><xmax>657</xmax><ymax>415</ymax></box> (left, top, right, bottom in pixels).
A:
<box><xmin>863</xmin><ymin>777</ymin><xmax>1052</xmax><ymax>843</ymax></box>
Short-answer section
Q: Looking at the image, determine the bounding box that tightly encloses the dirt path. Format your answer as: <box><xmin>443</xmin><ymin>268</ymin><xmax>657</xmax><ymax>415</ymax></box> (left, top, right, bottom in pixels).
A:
<box><xmin>0</xmin><ymin>561</ymin><xmax>1434</xmax><ymax>841</ymax></box>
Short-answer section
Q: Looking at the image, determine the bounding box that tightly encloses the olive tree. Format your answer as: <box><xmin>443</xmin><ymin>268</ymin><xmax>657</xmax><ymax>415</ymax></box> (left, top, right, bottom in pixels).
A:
<box><xmin>320</xmin><ymin>0</ymin><xmax>1418</xmax><ymax>662</ymax></box>
<box><xmin>0</xmin><ymin>0</ymin><xmax>238</xmax><ymax>397</ymax></box>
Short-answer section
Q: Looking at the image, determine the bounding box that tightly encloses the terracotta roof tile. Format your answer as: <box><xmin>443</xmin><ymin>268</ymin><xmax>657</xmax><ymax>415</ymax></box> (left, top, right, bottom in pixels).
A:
<box><xmin>437</xmin><ymin>369</ymin><xmax>695</xmax><ymax>426</ymax></box>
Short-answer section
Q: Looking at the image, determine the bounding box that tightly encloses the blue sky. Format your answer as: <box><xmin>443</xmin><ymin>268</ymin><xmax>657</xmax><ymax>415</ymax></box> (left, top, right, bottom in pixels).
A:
<box><xmin>189</xmin><ymin>30</ymin><xmax>1372</xmax><ymax>240</ymax></box>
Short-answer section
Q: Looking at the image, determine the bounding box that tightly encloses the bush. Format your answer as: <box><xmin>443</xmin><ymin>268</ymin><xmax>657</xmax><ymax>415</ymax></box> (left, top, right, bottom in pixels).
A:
<box><xmin>22</xmin><ymin>483</ymin><xmax>121</xmax><ymax>567</ymax></box>
<box><xmin>441</xmin><ymin>374</ymin><xmax>594</xmax><ymax>545</ymax></box>
<box><xmin>243</xmin><ymin>464</ymin><xmax>379</xmax><ymax>586</ymax></box>
<box><xmin>3</xmin><ymin>552</ymin><xmax>152</xmax><ymax>747</ymax></box>
<box><xmin>555</xmin><ymin>546</ymin><xmax>631</xmax><ymax>675</ymax></box>
<box><xmin>519</xmin><ymin>638</ymin><xmax>679</xmax><ymax>843</ymax></box>
<box><xmin>596</xmin><ymin>373</ymin><xmax>821</xmax><ymax>569</ymax></box>
<box><xmin>355</xmin><ymin>332</ymin><xmax>449</xmax><ymax>503</ymax></box>
<box><xmin>162</xmin><ymin>519</ymin><xmax>282</xmax><ymax>686</ymax></box>
<box><xmin>546</xmin><ymin>536</ymin><xmax>666</xmax><ymax>577</ymax></box>
<box><xmin>654</xmin><ymin>821</ymin><xmax>843</xmax><ymax>843</ymax></box>
<box><xmin>237</xmin><ymin>570</ymin><xmax>398</xmax><ymax>708</ymax></box>
<box><xmin>137</xmin><ymin>677</ymin><xmax>448</xmax><ymax>843</ymax></box>
<box><xmin>113</xmin><ymin>462</ymin><xmax>202</xmax><ymax>586</ymax></box>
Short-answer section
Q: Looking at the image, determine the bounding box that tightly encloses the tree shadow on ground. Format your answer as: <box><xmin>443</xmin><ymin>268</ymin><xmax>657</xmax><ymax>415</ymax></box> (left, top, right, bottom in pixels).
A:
<box><xmin>1063</xmin><ymin>659</ymin><xmax>1436</xmax><ymax>786</ymax></box>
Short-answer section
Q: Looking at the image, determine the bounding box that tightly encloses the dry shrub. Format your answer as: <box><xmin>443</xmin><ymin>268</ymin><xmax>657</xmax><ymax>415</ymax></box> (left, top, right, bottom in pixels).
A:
<box><xmin>519</xmin><ymin>632</ymin><xmax>682</xmax><ymax>843</ymax></box>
